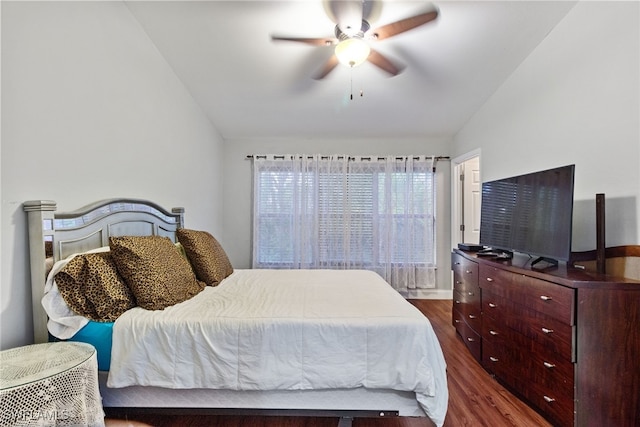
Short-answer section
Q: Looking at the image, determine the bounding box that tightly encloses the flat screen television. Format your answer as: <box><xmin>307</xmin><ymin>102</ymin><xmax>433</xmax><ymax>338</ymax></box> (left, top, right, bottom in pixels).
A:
<box><xmin>478</xmin><ymin>164</ymin><xmax>575</xmax><ymax>266</ymax></box>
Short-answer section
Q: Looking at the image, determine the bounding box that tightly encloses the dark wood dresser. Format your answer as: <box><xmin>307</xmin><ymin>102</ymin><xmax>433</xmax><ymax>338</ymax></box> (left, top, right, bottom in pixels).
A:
<box><xmin>451</xmin><ymin>249</ymin><xmax>640</xmax><ymax>427</ymax></box>
<box><xmin>451</xmin><ymin>252</ymin><xmax>482</xmax><ymax>360</ymax></box>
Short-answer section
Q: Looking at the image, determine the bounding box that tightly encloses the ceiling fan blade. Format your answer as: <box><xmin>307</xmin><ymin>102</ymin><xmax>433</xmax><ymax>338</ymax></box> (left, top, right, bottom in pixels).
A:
<box><xmin>327</xmin><ymin>0</ymin><xmax>364</xmax><ymax>37</ymax></box>
<box><xmin>325</xmin><ymin>0</ymin><xmax>380</xmax><ymax>25</ymax></box>
<box><xmin>367</xmin><ymin>49</ymin><xmax>402</xmax><ymax>76</ymax></box>
<box><xmin>371</xmin><ymin>10</ymin><xmax>438</xmax><ymax>41</ymax></box>
<box><xmin>313</xmin><ymin>55</ymin><xmax>340</xmax><ymax>80</ymax></box>
<box><xmin>271</xmin><ymin>36</ymin><xmax>337</xmax><ymax>47</ymax></box>
<box><xmin>362</xmin><ymin>0</ymin><xmax>383</xmax><ymax>23</ymax></box>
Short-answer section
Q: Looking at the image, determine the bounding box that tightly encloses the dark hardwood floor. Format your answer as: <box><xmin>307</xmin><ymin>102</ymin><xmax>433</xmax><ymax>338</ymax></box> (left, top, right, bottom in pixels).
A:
<box><xmin>105</xmin><ymin>299</ymin><xmax>551</xmax><ymax>427</ymax></box>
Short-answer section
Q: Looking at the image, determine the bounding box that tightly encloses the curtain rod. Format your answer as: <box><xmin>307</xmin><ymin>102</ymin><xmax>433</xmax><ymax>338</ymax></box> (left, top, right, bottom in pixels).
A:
<box><xmin>245</xmin><ymin>155</ymin><xmax>450</xmax><ymax>161</ymax></box>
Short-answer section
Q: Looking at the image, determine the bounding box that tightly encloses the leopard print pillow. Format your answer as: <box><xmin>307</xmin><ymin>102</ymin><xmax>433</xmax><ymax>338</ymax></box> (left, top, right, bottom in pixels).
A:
<box><xmin>176</xmin><ymin>228</ymin><xmax>234</xmax><ymax>286</ymax></box>
<box><xmin>55</xmin><ymin>252</ymin><xmax>136</xmax><ymax>321</ymax></box>
<box><xmin>109</xmin><ymin>235</ymin><xmax>205</xmax><ymax>310</ymax></box>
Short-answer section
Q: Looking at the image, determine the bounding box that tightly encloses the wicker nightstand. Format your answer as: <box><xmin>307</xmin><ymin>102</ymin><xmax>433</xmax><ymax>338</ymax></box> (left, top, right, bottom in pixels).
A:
<box><xmin>0</xmin><ymin>342</ymin><xmax>105</xmax><ymax>426</ymax></box>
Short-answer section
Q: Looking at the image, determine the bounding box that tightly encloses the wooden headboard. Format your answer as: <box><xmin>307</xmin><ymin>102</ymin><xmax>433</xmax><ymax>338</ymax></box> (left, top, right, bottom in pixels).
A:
<box><xmin>23</xmin><ymin>199</ymin><xmax>185</xmax><ymax>344</ymax></box>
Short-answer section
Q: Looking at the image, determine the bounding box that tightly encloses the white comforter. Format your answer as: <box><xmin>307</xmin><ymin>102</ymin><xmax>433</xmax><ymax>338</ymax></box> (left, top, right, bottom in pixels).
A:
<box><xmin>108</xmin><ymin>269</ymin><xmax>448</xmax><ymax>426</ymax></box>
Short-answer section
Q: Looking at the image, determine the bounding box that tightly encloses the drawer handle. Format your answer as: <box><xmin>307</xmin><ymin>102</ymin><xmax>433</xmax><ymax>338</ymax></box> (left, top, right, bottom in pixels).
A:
<box><xmin>543</xmin><ymin>362</ymin><xmax>556</xmax><ymax>369</ymax></box>
<box><xmin>543</xmin><ymin>396</ymin><xmax>556</xmax><ymax>403</ymax></box>
<box><xmin>489</xmin><ymin>330</ymin><xmax>498</xmax><ymax>336</ymax></box>
<box><xmin>541</xmin><ymin>327</ymin><xmax>554</xmax><ymax>334</ymax></box>
<box><xmin>455</xmin><ymin>300</ymin><xmax>461</xmax><ymax>304</ymax></box>
<box><xmin>468</xmin><ymin>315</ymin><xmax>477</xmax><ymax>319</ymax></box>
<box><xmin>540</xmin><ymin>295</ymin><xmax>553</xmax><ymax>301</ymax></box>
<box><xmin>454</xmin><ymin>319</ymin><xmax>460</xmax><ymax>324</ymax></box>
<box><xmin>466</xmin><ymin>270</ymin><xmax>473</xmax><ymax>274</ymax></box>
<box><xmin>467</xmin><ymin>337</ymin><xmax>475</xmax><ymax>342</ymax></box>
<box><xmin>486</xmin><ymin>277</ymin><xmax>494</xmax><ymax>282</ymax></box>
<box><xmin>489</xmin><ymin>356</ymin><xmax>499</xmax><ymax>362</ymax></box>
<box><xmin>488</xmin><ymin>302</ymin><xmax>497</xmax><ymax>308</ymax></box>
<box><xmin>454</xmin><ymin>262</ymin><xmax>461</xmax><ymax>265</ymax></box>
<box><xmin>468</xmin><ymin>291</ymin><xmax>474</xmax><ymax>296</ymax></box>
<box><xmin>455</xmin><ymin>280</ymin><xmax>462</xmax><ymax>285</ymax></box>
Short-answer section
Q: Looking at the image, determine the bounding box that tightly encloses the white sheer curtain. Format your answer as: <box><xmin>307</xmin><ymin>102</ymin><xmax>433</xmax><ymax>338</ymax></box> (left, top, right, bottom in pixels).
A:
<box><xmin>252</xmin><ymin>154</ymin><xmax>437</xmax><ymax>292</ymax></box>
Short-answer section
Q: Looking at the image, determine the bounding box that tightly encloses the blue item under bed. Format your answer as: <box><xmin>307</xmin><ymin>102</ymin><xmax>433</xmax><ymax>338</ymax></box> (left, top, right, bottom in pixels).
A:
<box><xmin>52</xmin><ymin>321</ymin><xmax>114</xmax><ymax>371</ymax></box>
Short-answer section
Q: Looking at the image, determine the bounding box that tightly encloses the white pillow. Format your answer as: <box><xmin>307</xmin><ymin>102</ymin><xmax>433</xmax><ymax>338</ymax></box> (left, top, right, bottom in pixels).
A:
<box><xmin>42</xmin><ymin>247</ymin><xmax>110</xmax><ymax>339</ymax></box>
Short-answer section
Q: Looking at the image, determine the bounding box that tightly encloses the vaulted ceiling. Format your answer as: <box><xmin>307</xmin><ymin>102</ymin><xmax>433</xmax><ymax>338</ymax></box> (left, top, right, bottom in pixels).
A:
<box><xmin>124</xmin><ymin>0</ymin><xmax>576</xmax><ymax>139</ymax></box>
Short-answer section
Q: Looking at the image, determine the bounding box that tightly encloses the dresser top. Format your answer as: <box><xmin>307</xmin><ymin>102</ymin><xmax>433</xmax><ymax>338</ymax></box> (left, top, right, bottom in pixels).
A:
<box><xmin>454</xmin><ymin>249</ymin><xmax>640</xmax><ymax>290</ymax></box>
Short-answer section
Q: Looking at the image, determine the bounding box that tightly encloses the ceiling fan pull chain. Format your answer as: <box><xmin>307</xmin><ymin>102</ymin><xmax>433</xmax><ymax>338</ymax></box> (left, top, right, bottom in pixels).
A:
<box><xmin>347</xmin><ymin>67</ymin><xmax>363</xmax><ymax>100</ymax></box>
<box><xmin>350</xmin><ymin>67</ymin><xmax>354</xmax><ymax>100</ymax></box>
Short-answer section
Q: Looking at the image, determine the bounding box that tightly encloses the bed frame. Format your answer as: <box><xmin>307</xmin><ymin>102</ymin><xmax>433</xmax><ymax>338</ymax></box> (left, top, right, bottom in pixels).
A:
<box><xmin>24</xmin><ymin>199</ymin><xmax>185</xmax><ymax>344</ymax></box>
<box><xmin>23</xmin><ymin>199</ymin><xmax>430</xmax><ymax>427</ymax></box>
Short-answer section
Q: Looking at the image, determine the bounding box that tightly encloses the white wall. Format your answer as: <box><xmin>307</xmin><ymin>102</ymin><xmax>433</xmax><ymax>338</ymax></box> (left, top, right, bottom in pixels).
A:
<box><xmin>1</xmin><ymin>2</ymin><xmax>225</xmax><ymax>349</ymax></box>
<box><xmin>222</xmin><ymin>136</ymin><xmax>454</xmax><ymax>296</ymax></box>
<box><xmin>453</xmin><ymin>1</ymin><xmax>640</xmax><ymax>251</ymax></box>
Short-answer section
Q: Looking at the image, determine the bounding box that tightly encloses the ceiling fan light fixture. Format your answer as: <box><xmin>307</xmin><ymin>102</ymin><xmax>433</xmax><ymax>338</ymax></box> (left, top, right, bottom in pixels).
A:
<box><xmin>334</xmin><ymin>38</ymin><xmax>371</xmax><ymax>68</ymax></box>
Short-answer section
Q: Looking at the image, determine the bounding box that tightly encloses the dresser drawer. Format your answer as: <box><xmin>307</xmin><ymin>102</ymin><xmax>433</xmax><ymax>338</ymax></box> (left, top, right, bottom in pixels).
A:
<box><xmin>489</xmin><ymin>359</ymin><xmax>575</xmax><ymax>427</ymax></box>
<box><xmin>482</xmin><ymin>337</ymin><xmax>573</xmax><ymax>390</ymax></box>
<box><xmin>452</xmin><ymin>306</ymin><xmax>464</xmax><ymax>331</ymax></box>
<box><xmin>453</xmin><ymin>290</ymin><xmax>482</xmax><ymax>333</ymax></box>
<box><xmin>483</xmin><ymin>292</ymin><xmax>574</xmax><ymax>361</ymax></box>
<box><xmin>452</xmin><ymin>253</ymin><xmax>479</xmax><ymax>293</ymax></box>
<box><xmin>479</xmin><ymin>264</ymin><xmax>575</xmax><ymax>325</ymax></box>
<box><xmin>453</xmin><ymin>309</ymin><xmax>482</xmax><ymax>362</ymax></box>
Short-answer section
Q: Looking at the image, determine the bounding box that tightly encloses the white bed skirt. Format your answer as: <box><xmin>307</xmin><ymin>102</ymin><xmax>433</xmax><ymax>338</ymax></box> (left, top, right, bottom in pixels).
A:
<box><xmin>99</xmin><ymin>372</ymin><xmax>428</xmax><ymax>418</ymax></box>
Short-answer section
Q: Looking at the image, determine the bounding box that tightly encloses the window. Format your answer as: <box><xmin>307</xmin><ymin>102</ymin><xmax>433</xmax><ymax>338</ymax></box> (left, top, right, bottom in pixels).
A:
<box><xmin>252</xmin><ymin>155</ymin><xmax>438</xmax><ymax>291</ymax></box>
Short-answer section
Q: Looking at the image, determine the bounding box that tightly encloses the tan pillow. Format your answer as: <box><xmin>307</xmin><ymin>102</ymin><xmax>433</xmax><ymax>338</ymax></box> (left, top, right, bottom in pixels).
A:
<box><xmin>176</xmin><ymin>228</ymin><xmax>233</xmax><ymax>286</ymax></box>
<box><xmin>55</xmin><ymin>252</ymin><xmax>136</xmax><ymax>321</ymax></box>
<box><xmin>109</xmin><ymin>235</ymin><xmax>205</xmax><ymax>310</ymax></box>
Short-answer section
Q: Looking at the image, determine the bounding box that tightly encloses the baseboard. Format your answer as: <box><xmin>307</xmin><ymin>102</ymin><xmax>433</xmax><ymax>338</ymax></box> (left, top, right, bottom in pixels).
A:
<box><xmin>402</xmin><ymin>289</ymin><xmax>453</xmax><ymax>300</ymax></box>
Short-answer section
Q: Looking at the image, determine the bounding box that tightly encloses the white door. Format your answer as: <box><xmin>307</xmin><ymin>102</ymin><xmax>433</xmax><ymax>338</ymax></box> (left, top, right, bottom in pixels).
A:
<box><xmin>461</xmin><ymin>157</ymin><xmax>481</xmax><ymax>244</ymax></box>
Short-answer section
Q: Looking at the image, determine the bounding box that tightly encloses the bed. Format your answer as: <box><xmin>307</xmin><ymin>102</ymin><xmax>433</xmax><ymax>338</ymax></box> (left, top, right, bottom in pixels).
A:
<box><xmin>23</xmin><ymin>199</ymin><xmax>448</xmax><ymax>427</ymax></box>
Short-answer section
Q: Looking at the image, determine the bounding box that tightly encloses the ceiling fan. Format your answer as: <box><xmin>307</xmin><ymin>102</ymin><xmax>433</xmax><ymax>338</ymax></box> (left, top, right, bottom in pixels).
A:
<box><xmin>271</xmin><ymin>0</ymin><xmax>439</xmax><ymax>79</ymax></box>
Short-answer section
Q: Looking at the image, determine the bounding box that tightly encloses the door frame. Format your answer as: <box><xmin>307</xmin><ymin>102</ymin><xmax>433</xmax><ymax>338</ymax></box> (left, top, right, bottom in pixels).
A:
<box><xmin>451</xmin><ymin>149</ymin><xmax>482</xmax><ymax>250</ymax></box>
